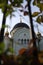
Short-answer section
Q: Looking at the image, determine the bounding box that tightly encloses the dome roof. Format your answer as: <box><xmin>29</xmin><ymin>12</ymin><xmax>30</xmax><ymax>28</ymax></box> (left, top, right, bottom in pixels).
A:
<box><xmin>13</xmin><ymin>23</ymin><xmax>29</xmax><ymax>29</ymax></box>
<box><xmin>10</xmin><ymin>23</ymin><xmax>29</xmax><ymax>33</ymax></box>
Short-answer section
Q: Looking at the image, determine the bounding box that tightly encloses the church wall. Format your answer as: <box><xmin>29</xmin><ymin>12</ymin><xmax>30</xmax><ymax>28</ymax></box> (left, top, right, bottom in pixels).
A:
<box><xmin>3</xmin><ymin>28</ymin><xmax>43</xmax><ymax>55</ymax></box>
<box><xmin>12</xmin><ymin>27</ymin><xmax>31</xmax><ymax>55</ymax></box>
<box><xmin>4</xmin><ymin>36</ymin><xmax>12</xmax><ymax>54</ymax></box>
<box><xmin>36</xmin><ymin>37</ymin><xmax>43</xmax><ymax>51</ymax></box>
<box><xmin>39</xmin><ymin>37</ymin><xmax>43</xmax><ymax>51</ymax></box>
<box><xmin>4</xmin><ymin>36</ymin><xmax>10</xmax><ymax>51</ymax></box>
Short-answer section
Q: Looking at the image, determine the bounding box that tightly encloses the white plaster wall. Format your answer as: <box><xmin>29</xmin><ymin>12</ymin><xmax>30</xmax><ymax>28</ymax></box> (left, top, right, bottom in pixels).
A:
<box><xmin>4</xmin><ymin>37</ymin><xmax>9</xmax><ymax>51</ymax></box>
<box><xmin>13</xmin><ymin>27</ymin><xmax>31</xmax><ymax>55</ymax></box>
<box><xmin>36</xmin><ymin>37</ymin><xmax>43</xmax><ymax>51</ymax></box>
<box><xmin>39</xmin><ymin>37</ymin><xmax>43</xmax><ymax>51</ymax></box>
<box><xmin>4</xmin><ymin>36</ymin><xmax>11</xmax><ymax>52</ymax></box>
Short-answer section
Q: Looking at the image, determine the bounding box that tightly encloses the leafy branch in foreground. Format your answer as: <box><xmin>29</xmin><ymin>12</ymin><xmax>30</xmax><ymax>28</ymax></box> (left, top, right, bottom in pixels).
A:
<box><xmin>19</xmin><ymin>0</ymin><xmax>43</xmax><ymax>24</ymax></box>
<box><xmin>0</xmin><ymin>0</ymin><xmax>23</xmax><ymax>42</ymax></box>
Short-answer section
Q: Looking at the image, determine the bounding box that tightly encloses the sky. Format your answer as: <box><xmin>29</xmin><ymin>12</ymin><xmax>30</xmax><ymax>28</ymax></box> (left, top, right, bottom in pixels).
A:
<box><xmin>0</xmin><ymin>0</ymin><xmax>43</xmax><ymax>36</ymax></box>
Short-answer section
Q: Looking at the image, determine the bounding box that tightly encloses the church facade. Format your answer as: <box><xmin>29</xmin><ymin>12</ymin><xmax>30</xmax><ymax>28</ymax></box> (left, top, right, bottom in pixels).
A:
<box><xmin>10</xmin><ymin>22</ymin><xmax>32</xmax><ymax>55</ymax></box>
<box><xmin>4</xmin><ymin>22</ymin><xmax>43</xmax><ymax>55</ymax></box>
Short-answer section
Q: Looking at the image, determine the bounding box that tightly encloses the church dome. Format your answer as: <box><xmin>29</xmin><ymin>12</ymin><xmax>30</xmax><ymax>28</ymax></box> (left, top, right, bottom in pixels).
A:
<box><xmin>13</xmin><ymin>23</ymin><xmax>29</xmax><ymax>29</ymax></box>
<box><xmin>10</xmin><ymin>22</ymin><xmax>30</xmax><ymax>35</ymax></box>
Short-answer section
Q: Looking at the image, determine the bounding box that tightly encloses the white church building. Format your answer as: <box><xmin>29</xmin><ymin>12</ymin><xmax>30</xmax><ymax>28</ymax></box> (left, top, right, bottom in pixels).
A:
<box><xmin>10</xmin><ymin>22</ymin><xmax>32</xmax><ymax>55</ymax></box>
<box><xmin>4</xmin><ymin>22</ymin><xmax>43</xmax><ymax>55</ymax></box>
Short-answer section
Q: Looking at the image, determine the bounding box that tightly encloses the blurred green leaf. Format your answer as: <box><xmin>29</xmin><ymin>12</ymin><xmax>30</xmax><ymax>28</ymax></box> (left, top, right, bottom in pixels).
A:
<box><xmin>33</xmin><ymin>0</ymin><xmax>43</xmax><ymax>12</ymax></box>
<box><xmin>36</xmin><ymin>15</ymin><xmax>43</xmax><ymax>23</ymax></box>
<box><xmin>9</xmin><ymin>48</ymin><xmax>14</xmax><ymax>53</ymax></box>
<box><xmin>37</xmin><ymin>3</ymin><xmax>43</xmax><ymax>11</ymax></box>
<box><xmin>0</xmin><ymin>42</ymin><xmax>5</xmax><ymax>54</ymax></box>
<box><xmin>33</xmin><ymin>0</ymin><xmax>37</xmax><ymax>5</ymax></box>
<box><xmin>0</xmin><ymin>0</ymin><xmax>23</xmax><ymax>17</ymax></box>
<box><xmin>32</xmin><ymin>12</ymin><xmax>40</xmax><ymax>17</ymax></box>
<box><xmin>33</xmin><ymin>0</ymin><xmax>40</xmax><ymax>6</ymax></box>
<box><xmin>0</xmin><ymin>3</ymin><xmax>4</xmax><ymax>8</ymax></box>
<box><xmin>2</xmin><ymin>25</ymin><xmax>10</xmax><ymax>28</ymax></box>
<box><xmin>2</xmin><ymin>25</ymin><xmax>6</xmax><ymax>28</ymax></box>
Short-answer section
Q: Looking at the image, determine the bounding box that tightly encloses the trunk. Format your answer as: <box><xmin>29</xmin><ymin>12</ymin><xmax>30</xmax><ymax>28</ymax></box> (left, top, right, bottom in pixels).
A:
<box><xmin>0</xmin><ymin>0</ymin><xmax>8</xmax><ymax>43</ymax></box>
<box><xmin>27</xmin><ymin>1</ymin><xmax>40</xmax><ymax>65</ymax></box>
<box><xmin>0</xmin><ymin>0</ymin><xmax>8</xmax><ymax>65</ymax></box>
<box><xmin>28</xmin><ymin>1</ymin><xmax>36</xmax><ymax>47</ymax></box>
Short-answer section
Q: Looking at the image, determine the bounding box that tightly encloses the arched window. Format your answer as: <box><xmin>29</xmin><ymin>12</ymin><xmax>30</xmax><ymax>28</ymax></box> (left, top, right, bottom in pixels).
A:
<box><xmin>18</xmin><ymin>39</ymin><xmax>21</xmax><ymax>44</ymax></box>
<box><xmin>18</xmin><ymin>39</ymin><xmax>20</xmax><ymax>41</ymax></box>
<box><xmin>24</xmin><ymin>39</ymin><xmax>26</xmax><ymax>44</ymax></box>
<box><xmin>27</xmin><ymin>39</ymin><xmax>29</xmax><ymax>44</ymax></box>
<box><xmin>21</xmin><ymin>39</ymin><xmax>23</xmax><ymax>44</ymax></box>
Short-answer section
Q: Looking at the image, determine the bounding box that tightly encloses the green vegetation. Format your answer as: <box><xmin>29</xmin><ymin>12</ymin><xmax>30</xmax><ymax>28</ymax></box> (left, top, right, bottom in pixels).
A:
<box><xmin>0</xmin><ymin>42</ymin><xmax>5</xmax><ymax>54</ymax></box>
